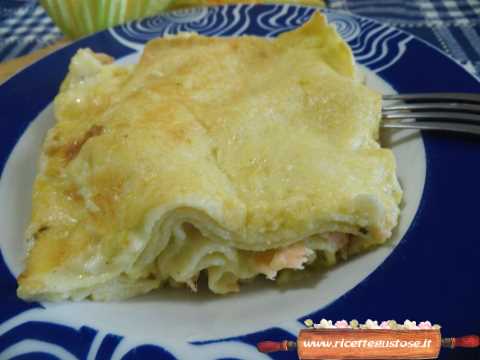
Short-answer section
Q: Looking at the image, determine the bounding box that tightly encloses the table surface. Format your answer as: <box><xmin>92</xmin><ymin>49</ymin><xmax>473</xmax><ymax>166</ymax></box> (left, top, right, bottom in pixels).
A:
<box><xmin>1</xmin><ymin>0</ymin><xmax>480</xmax><ymax>82</ymax></box>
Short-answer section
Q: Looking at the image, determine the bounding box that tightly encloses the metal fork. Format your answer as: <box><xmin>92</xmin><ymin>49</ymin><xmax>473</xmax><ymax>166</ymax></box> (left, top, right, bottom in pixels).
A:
<box><xmin>382</xmin><ymin>93</ymin><xmax>480</xmax><ymax>135</ymax></box>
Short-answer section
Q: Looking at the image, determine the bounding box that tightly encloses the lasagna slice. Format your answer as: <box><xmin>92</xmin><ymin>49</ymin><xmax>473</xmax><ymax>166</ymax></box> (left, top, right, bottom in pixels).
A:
<box><xmin>17</xmin><ymin>13</ymin><xmax>402</xmax><ymax>301</ymax></box>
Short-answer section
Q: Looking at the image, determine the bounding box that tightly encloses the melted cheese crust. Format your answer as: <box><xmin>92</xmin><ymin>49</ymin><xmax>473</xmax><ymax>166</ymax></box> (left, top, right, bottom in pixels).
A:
<box><xmin>17</xmin><ymin>13</ymin><xmax>401</xmax><ymax>300</ymax></box>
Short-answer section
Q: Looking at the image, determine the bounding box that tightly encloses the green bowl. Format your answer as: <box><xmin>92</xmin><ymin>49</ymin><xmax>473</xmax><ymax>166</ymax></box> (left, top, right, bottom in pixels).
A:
<box><xmin>40</xmin><ymin>0</ymin><xmax>173</xmax><ymax>39</ymax></box>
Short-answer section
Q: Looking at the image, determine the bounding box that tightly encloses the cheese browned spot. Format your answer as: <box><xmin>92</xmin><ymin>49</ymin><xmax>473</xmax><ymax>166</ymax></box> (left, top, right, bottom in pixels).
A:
<box><xmin>64</xmin><ymin>124</ymin><xmax>104</xmax><ymax>162</ymax></box>
<box><xmin>46</xmin><ymin>124</ymin><xmax>104</xmax><ymax>163</ymax></box>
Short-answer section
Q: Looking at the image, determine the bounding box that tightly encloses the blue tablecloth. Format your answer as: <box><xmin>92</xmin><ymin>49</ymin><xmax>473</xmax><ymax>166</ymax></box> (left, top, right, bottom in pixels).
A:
<box><xmin>0</xmin><ymin>0</ymin><xmax>61</xmax><ymax>61</ymax></box>
<box><xmin>0</xmin><ymin>0</ymin><xmax>480</xmax><ymax>76</ymax></box>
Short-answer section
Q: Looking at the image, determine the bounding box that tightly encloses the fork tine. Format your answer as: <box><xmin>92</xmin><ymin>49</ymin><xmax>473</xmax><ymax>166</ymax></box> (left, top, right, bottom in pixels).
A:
<box><xmin>381</xmin><ymin>93</ymin><xmax>480</xmax><ymax>135</ymax></box>
<box><xmin>383</xmin><ymin>93</ymin><xmax>480</xmax><ymax>103</ymax></box>
<box><xmin>382</xmin><ymin>102</ymin><xmax>480</xmax><ymax>113</ymax></box>
<box><xmin>382</xmin><ymin>111</ymin><xmax>480</xmax><ymax>123</ymax></box>
<box><xmin>382</xmin><ymin>120</ymin><xmax>480</xmax><ymax>135</ymax></box>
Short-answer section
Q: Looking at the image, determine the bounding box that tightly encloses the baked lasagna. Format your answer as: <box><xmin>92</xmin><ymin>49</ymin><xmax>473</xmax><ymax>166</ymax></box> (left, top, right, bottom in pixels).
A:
<box><xmin>17</xmin><ymin>13</ymin><xmax>402</xmax><ymax>301</ymax></box>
